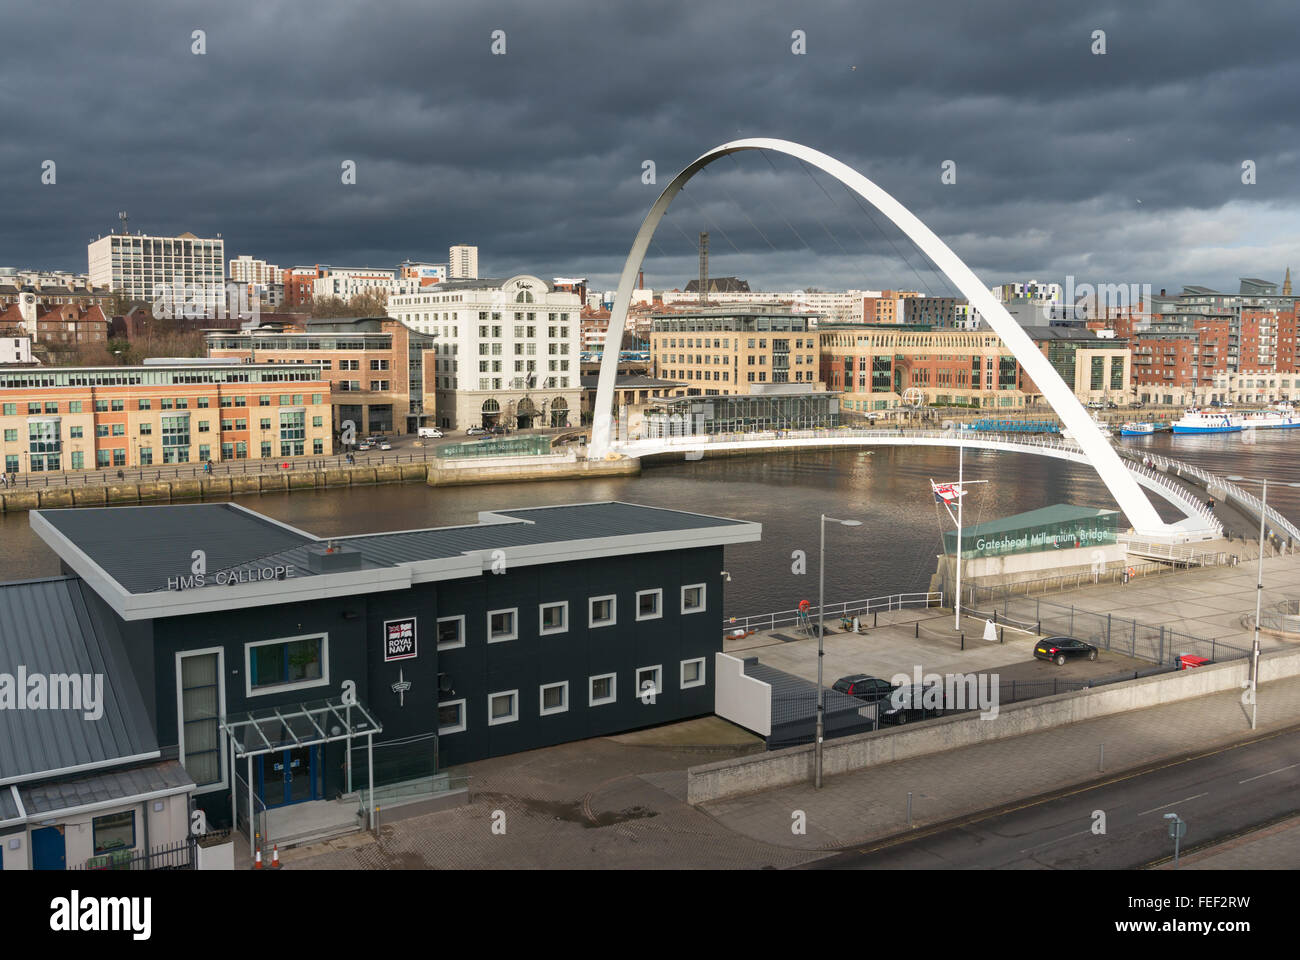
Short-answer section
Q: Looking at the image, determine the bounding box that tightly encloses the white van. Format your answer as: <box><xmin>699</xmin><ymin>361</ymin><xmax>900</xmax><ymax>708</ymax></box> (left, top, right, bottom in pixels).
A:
<box><xmin>417</xmin><ymin>426</ymin><xmax>443</xmax><ymax>439</ymax></box>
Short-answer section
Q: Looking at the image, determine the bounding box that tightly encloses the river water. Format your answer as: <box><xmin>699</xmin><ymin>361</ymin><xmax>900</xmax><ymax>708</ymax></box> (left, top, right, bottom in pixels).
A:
<box><xmin>2</xmin><ymin>432</ymin><xmax>1297</xmax><ymax>617</ymax></box>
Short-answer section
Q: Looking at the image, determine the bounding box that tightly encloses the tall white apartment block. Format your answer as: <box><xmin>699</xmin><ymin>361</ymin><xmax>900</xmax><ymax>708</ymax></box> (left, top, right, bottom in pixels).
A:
<box><xmin>449</xmin><ymin>244</ymin><xmax>478</xmax><ymax>280</ymax></box>
<box><xmin>88</xmin><ymin>231</ymin><xmax>226</xmax><ymax>310</ymax></box>
<box><xmin>229</xmin><ymin>255</ymin><xmax>282</xmax><ymax>285</ymax></box>
<box><xmin>387</xmin><ymin>274</ymin><xmax>581</xmax><ymax>430</ymax></box>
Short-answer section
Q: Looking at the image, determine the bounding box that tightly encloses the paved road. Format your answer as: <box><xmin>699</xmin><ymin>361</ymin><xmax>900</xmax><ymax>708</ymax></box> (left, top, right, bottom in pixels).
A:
<box><xmin>807</xmin><ymin>724</ymin><xmax>1300</xmax><ymax>869</ymax></box>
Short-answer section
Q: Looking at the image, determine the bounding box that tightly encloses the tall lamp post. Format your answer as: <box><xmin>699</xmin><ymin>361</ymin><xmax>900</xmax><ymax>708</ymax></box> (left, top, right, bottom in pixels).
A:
<box><xmin>1224</xmin><ymin>475</ymin><xmax>1300</xmax><ymax>730</ymax></box>
<box><xmin>816</xmin><ymin>514</ymin><xmax>862</xmax><ymax>788</ymax></box>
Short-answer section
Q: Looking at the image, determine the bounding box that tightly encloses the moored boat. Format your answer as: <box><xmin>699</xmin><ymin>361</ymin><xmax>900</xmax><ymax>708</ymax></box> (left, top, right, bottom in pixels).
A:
<box><xmin>1172</xmin><ymin>409</ymin><xmax>1242</xmax><ymax>434</ymax></box>
<box><xmin>1121</xmin><ymin>421</ymin><xmax>1156</xmax><ymax>436</ymax></box>
<box><xmin>1241</xmin><ymin>403</ymin><xmax>1300</xmax><ymax>429</ymax></box>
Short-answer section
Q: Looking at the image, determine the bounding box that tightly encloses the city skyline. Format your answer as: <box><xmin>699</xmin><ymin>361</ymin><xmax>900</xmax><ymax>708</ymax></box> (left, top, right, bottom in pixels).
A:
<box><xmin>2</xmin><ymin>1</ymin><xmax>1298</xmax><ymax>295</ymax></box>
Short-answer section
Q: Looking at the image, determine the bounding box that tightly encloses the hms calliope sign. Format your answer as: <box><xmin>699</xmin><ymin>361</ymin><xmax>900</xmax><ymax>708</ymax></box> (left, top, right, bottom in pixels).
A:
<box><xmin>167</xmin><ymin>564</ymin><xmax>296</xmax><ymax>590</ymax></box>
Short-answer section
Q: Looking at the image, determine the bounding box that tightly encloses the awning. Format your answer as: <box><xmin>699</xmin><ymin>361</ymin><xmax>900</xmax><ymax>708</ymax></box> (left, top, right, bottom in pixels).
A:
<box><xmin>219</xmin><ymin>697</ymin><xmax>382</xmax><ymax>759</ymax></box>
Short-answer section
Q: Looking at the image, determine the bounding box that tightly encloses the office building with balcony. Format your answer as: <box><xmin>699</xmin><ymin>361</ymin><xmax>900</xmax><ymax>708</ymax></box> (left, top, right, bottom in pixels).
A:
<box><xmin>387</xmin><ymin>275</ymin><xmax>581</xmax><ymax>430</ymax></box>
<box><xmin>0</xmin><ymin>362</ymin><xmax>332</xmax><ymax>474</ymax></box>
<box><xmin>206</xmin><ymin>316</ymin><xmax>436</xmax><ymax>436</ymax></box>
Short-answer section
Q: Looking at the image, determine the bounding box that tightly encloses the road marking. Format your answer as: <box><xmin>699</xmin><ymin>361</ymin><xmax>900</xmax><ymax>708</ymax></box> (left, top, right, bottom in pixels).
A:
<box><xmin>1238</xmin><ymin>762</ymin><xmax>1300</xmax><ymax>784</ymax></box>
<box><xmin>1018</xmin><ymin>828</ymin><xmax>1092</xmax><ymax>854</ymax></box>
<box><xmin>1138</xmin><ymin>792</ymin><xmax>1208</xmax><ymax>816</ymax></box>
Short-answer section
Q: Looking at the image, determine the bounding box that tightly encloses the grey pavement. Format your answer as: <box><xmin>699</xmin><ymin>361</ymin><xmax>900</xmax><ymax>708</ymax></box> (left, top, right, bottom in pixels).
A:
<box><xmin>699</xmin><ymin>673</ymin><xmax>1300</xmax><ymax>853</ymax></box>
<box><xmin>1160</xmin><ymin>814</ymin><xmax>1300</xmax><ymax>870</ymax></box>
<box><xmin>275</xmin><ymin>670</ymin><xmax>1300</xmax><ymax>869</ymax></box>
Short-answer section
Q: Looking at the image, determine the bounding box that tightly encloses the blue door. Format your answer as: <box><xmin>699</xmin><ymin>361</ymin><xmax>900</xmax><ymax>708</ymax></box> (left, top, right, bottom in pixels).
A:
<box><xmin>257</xmin><ymin>746</ymin><xmax>320</xmax><ymax>808</ymax></box>
<box><xmin>32</xmin><ymin>826</ymin><xmax>66</xmax><ymax>870</ymax></box>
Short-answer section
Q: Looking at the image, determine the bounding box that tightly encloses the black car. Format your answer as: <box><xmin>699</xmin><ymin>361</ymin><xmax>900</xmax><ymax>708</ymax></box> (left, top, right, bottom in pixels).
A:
<box><xmin>832</xmin><ymin>675</ymin><xmax>895</xmax><ymax>703</ymax></box>
<box><xmin>1033</xmin><ymin>636</ymin><xmax>1098</xmax><ymax>666</ymax></box>
<box><xmin>878</xmin><ymin>682</ymin><xmax>945</xmax><ymax>725</ymax></box>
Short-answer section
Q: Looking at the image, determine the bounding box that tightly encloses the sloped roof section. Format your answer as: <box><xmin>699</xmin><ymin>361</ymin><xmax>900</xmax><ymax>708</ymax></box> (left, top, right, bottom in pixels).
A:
<box><xmin>0</xmin><ymin>577</ymin><xmax>157</xmax><ymax>785</ymax></box>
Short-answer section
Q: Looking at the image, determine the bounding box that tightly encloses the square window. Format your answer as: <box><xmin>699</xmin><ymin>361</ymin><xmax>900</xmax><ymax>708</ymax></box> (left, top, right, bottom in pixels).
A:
<box><xmin>635</xmin><ymin>665</ymin><xmax>663</xmax><ymax>700</ymax></box>
<box><xmin>488</xmin><ymin>690</ymin><xmax>519</xmax><ymax>725</ymax></box>
<box><xmin>636</xmin><ymin>589</ymin><xmax>662</xmax><ymax>621</ymax></box>
<box><xmin>681</xmin><ymin>583</ymin><xmax>707</xmax><ymax>614</ymax></box>
<box><xmin>245</xmin><ymin>634</ymin><xmax>328</xmax><ymax>697</ymax></box>
<box><xmin>589</xmin><ymin>595</ymin><xmax>617</xmax><ymax>628</ymax></box>
<box><xmin>488</xmin><ymin>608</ymin><xmax>518</xmax><ymax>643</ymax></box>
<box><xmin>92</xmin><ymin>810</ymin><xmax>136</xmax><ymax>854</ymax></box>
<box><xmin>436</xmin><ymin>615</ymin><xmax>465</xmax><ymax>650</ymax></box>
<box><xmin>681</xmin><ymin>658</ymin><xmax>706</xmax><ymax>689</ymax></box>
<box><xmin>539</xmin><ymin>681</ymin><xmax>569</xmax><ymax>716</ymax></box>
<box><xmin>539</xmin><ymin>601</ymin><xmax>568</xmax><ymax>636</ymax></box>
<box><xmin>589</xmin><ymin>673</ymin><xmax>617</xmax><ymax>706</ymax></box>
<box><xmin>438</xmin><ymin>699</ymin><xmax>466</xmax><ymax>734</ymax></box>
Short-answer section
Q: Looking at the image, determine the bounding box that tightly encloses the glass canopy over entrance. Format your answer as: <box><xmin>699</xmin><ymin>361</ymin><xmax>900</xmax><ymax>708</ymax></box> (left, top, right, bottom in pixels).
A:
<box><xmin>220</xmin><ymin>697</ymin><xmax>383</xmax><ymax>857</ymax></box>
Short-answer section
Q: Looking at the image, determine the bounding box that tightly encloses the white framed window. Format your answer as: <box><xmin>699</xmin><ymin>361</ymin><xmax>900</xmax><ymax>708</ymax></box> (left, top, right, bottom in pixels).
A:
<box><xmin>438</xmin><ymin>699</ymin><xmax>467</xmax><ymax>734</ymax></box>
<box><xmin>539</xmin><ymin>681</ymin><xmax>569</xmax><ymax>716</ymax></box>
<box><xmin>488</xmin><ymin>607</ymin><xmax>518</xmax><ymax>643</ymax></box>
<box><xmin>589</xmin><ymin>673</ymin><xmax>617</xmax><ymax>706</ymax></box>
<box><xmin>488</xmin><ymin>690</ymin><xmax>519</xmax><ymax>725</ymax></box>
<box><xmin>539</xmin><ymin>601</ymin><xmax>568</xmax><ymax>636</ymax></box>
<box><xmin>589</xmin><ymin>594</ymin><xmax>617</xmax><ymax>628</ymax></box>
<box><xmin>636</xmin><ymin>665</ymin><xmax>663</xmax><ymax>700</ymax></box>
<box><xmin>681</xmin><ymin>657</ymin><xmax>707</xmax><ymax>689</ymax></box>
<box><xmin>244</xmin><ymin>633</ymin><xmax>329</xmax><ymax>698</ymax></box>
<box><xmin>436</xmin><ymin>615</ymin><xmax>465</xmax><ymax>650</ymax></box>
<box><xmin>681</xmin><ymin>583</ymin><xmax>707</xmax><ymax>615</ymax></box>
<box><xmin>176</xmin><ymin>647</ymin><xmax>226</xmax><ymax>794</ymax></box>
<box><xmin>635</xmin><ymin>588</ymin><xmax>663</xmax><ymax>621</ymax></box>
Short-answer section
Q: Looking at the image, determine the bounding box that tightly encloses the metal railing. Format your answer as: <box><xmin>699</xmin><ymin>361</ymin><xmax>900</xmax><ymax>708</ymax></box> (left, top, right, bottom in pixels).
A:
<box><xmin>0</xmin><ymin>447</ymin><xmax>436</xmax><ymax>489</ymax></box>
<box><xmin>357</xmin><ymin>775</ymin><xmax>473</xmax><ymax>818</ymax></box>
<box><xmin>234</xmin><ymin>769</ymin><xmax>269</xmax><ymax>855</ymax></box>
<box><xmin>723</xmin><ymin>592</ymin><xmax>943</xmax><ymax>634</ymax></box>
<box><xmin>622</xmin><ymin>427</ymin><xmax>1223</xmax><ymax>536</ymax></box>
<box><xmin>74</xmin><ymin>834</ymin><xmax>203</xmax><ymax>871</ymax></box>
<box><xmin>1119</xmin><ymin>449</ymin><xmax>1300</xmax><ymax>546</ymax></box>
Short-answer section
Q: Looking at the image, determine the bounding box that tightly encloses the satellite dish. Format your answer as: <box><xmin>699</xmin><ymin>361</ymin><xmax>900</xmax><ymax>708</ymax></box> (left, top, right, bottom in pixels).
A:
<box><xmin>437</xmin><ymin>673</ymin><xmax>453</xmax><ymax>694</ymax></box>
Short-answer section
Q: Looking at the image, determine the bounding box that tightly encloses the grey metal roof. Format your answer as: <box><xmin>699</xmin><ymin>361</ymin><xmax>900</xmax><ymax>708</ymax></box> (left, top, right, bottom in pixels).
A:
<box><xmin>0</xmin><ymin>577</ymin><xmax>158</xmax><ymax>785</ymax></box>
<box><xmin>33</xmin><ymin>501</ymin><xmax>755</xmax><ymax>599</ymax></box>
<box><xmin>18</xmin><ymin>760</ymin><xmax>193</xmax><ymax>816</ymax></box>
<box><xmin>0</xmin><ymin>787</ymin><xmax>20</xmax><ymax>823</ymax></box>
<box><xmin>743</xmin><ymin>659</ymin><xmax>872</xmax><ymax>723</ymax></box>
<box><xmin>34</xmin><ymin>504</ymin><xmax>315</xmax><ymax>594</ymax></box>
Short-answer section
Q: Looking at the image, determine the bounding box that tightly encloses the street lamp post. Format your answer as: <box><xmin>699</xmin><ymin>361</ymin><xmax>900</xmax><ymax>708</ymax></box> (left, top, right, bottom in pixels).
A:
<box><xmin>816</xmin><ymin>514</ymin><xmax>862</xmax><ymax>789</ymax></box>
<box><xmin>1225</xmin><ymin>474</ymin><xmax>1300</xmax><ymax>730</ymax></box>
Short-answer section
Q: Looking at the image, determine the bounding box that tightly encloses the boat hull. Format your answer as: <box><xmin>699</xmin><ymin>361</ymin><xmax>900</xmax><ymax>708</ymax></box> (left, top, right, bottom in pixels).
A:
<box><xmin>1172</xmin><ymin>425</ymin><xmax>1242</xmax><ymax>434</ymax></box>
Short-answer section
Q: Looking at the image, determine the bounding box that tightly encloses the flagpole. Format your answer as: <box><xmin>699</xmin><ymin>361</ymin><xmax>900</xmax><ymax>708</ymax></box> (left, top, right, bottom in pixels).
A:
<box><xmin>954</xmin><ymin>441</ymin><xmax>964</xmax><ymax>631</ymax></box>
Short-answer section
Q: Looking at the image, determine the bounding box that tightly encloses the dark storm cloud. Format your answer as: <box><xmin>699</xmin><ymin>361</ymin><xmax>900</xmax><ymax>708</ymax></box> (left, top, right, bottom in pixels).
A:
<box><xmin>1</xmin><ymin>0</ymin><xmax>1297</xmax><ymax>293</ymax></box>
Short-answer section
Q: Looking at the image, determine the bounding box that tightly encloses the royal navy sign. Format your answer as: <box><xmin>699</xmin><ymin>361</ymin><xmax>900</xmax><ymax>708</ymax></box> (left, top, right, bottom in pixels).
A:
<box><xmin>383</xmin><ymin>617</ymin><xmax>418</xmax><ymax>662</ymax></box>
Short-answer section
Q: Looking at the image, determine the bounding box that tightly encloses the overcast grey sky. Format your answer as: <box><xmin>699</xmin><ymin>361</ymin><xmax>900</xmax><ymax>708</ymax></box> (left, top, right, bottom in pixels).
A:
<box><xmin>2</xmin><ymin>0</ymin><xmax>1298</xmax><ymax>295</ymax></box>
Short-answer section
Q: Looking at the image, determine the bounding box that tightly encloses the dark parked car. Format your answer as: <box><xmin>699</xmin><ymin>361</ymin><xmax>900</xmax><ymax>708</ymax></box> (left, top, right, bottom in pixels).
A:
<box><xmin>832</xmin><ymin>675</ymin><xmax>895</xmax><ymax>703</ymax></box>
<box><xmin>878</xmin><ymin>683</ymin><xmax>945</xmax><ymax>725</ymax></box>
<box><xmin>1033</xmin><ymin>636</ymin><xmax>1098</xmax><ymax>666</ymax></box>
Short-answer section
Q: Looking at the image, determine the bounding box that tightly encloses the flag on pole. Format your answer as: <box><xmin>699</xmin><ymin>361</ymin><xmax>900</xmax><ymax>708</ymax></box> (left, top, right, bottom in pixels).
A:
<box><xmin>931</xmin><ymin>481</ymin><xmax>965</xmax><ymax>504</ymax></box>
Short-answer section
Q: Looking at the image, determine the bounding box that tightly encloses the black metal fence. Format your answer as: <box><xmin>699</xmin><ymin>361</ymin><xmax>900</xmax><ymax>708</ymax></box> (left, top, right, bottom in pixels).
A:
<box><xmin>73</xmin><ymin>834</ymin><xmax>201</xmax><ymax>871</ymax></box>
<box><xmin>996</xmin><ymin>595</ymin><xmax>1250</xmax><ymax>665</ymax></box>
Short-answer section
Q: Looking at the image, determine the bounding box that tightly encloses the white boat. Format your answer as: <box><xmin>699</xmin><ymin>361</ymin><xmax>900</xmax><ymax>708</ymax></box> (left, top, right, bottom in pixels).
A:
<box><xmin>1121</xmin><ymin>421</ymin><xmax>1156</xmax><ymax>436</ymax></box>
<box><xmin>1172</xmin><ymin>409</ymin><xmax>1242</xmax><ymax>434</ymax></box>
<box><xmin>1241</xmin><ymin>403</ymin><xmax>1300</xmax><ymax>429</ymax></box>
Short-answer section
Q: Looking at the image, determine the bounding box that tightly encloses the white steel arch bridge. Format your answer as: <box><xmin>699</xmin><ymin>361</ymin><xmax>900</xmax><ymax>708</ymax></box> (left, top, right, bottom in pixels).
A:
<box><xmin>590</xmin><ymin>138</ymin><xmax>1181</xmax><ymax>539</ymax></box>
<box><xmin>608</xmin><ymin>428</ymin><xmax>1223</xmax><ymax>541</ymax></box>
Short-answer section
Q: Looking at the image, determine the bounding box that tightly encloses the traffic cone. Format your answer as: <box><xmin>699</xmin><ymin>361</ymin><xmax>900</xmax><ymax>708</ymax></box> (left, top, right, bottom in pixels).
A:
<box><xmin>253</xmin><ymin>844</ymin><xmax>263</xmax><ymax>869</ymax></box>
<box><xmin>270</xmin><ymin>844</ymin><xmax>282</xmax><ymax>869</ymax></box>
